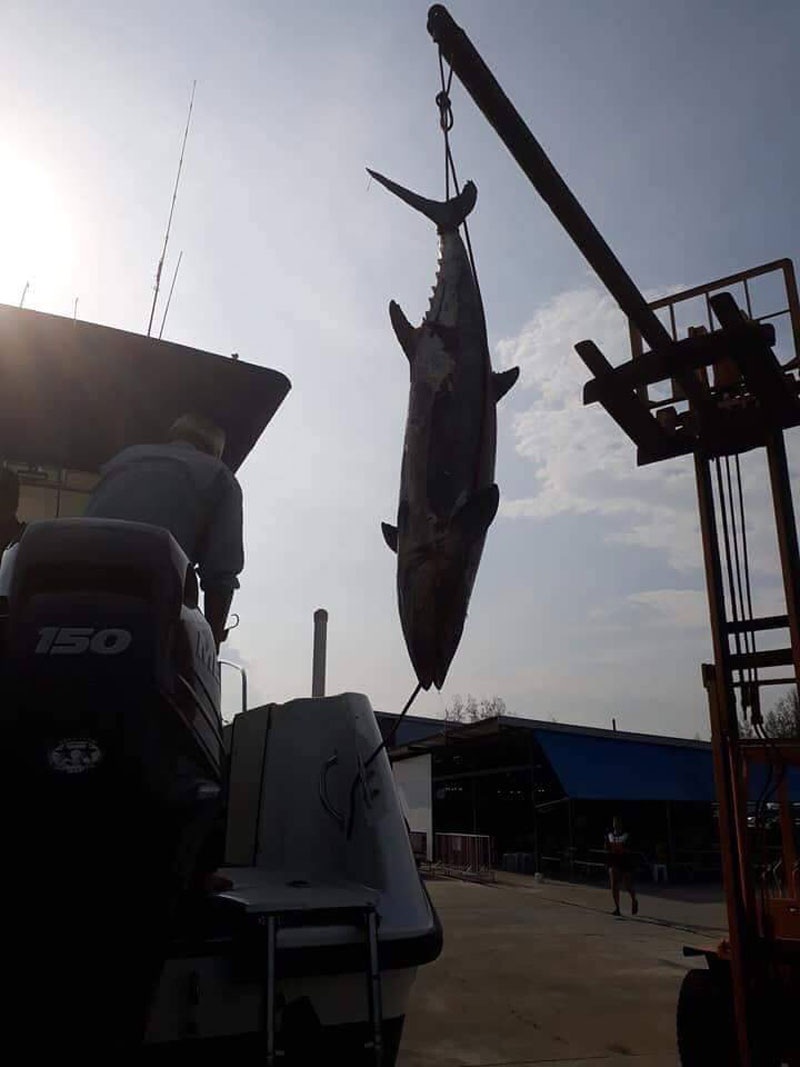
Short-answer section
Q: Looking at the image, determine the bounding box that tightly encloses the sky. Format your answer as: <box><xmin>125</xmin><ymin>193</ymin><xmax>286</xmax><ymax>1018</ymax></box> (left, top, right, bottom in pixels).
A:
<box><xmin>1</xmin><ymin>0</ymin><xmax>799</xmax><ymax>736</ymax></box>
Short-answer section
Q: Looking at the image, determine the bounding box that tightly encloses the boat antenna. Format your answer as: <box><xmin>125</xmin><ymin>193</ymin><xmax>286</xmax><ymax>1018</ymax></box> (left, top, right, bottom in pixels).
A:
<box><xmin>146</xmin><ymin>80</ymin><xmax>196</xmax><ymax>337</ymax></box>
<box><xmin>158</xmin><ymin>250</ymin><xmax>183</xmax><ymax>339</ymax></box>
<box><xmin>19</xmin><ymin>281</ymin><xmax>29</xmax><ymax>308</ymax></box>
<box><xmin>73</xmin><ymin>297</ymin><xmax>79</xmax><ymax>323</ymax></box>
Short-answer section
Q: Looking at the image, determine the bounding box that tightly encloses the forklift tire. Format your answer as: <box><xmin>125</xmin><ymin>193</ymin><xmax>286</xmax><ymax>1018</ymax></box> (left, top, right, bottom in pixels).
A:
<box><xmin>677</xmin><ymin>968</ymin><xmax>735</xmax><ymax>1066</ymax></box>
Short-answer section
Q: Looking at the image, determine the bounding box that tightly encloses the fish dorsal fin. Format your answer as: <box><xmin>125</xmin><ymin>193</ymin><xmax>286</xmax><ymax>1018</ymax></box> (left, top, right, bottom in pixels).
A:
<box><xmin>389</xmin><ymin>302</ymin><xmax>420</xmax><ymax>362</ymax></box>
<box><xmin>381</xmin><ymin>522</ymin><xmax>398</xmax><ymax>553</ymax></box>
<box><xmin>493</xmin><ymin>367</ymin><xmax>520</xmax><ymax>402</ymax></box>
<box><xmin>454</xmin><ymin>484</ymin><xmax>499</xmax><ymax>541</ymax></box>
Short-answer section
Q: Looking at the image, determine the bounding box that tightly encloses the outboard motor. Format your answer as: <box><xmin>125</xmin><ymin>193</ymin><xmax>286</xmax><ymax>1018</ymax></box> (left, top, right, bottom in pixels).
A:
<box><xmin>0</xmin><ymin>519</ymin><xmax>224</xmax><ymax>1057</ymax></box>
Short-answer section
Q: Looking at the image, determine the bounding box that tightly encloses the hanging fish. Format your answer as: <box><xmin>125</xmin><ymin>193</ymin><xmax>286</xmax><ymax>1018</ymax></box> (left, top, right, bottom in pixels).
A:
<box><xmin>370</xmin><ymin>169</ymin><xmax>518</xmax><ymax>690</ymax></box>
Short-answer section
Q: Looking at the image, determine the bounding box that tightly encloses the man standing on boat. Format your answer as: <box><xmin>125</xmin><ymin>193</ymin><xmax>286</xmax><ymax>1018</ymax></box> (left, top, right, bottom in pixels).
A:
<box><xmin>85</xmin><ymin>413</ymin><xmax>243</xmax><ymax>649</ymax></box>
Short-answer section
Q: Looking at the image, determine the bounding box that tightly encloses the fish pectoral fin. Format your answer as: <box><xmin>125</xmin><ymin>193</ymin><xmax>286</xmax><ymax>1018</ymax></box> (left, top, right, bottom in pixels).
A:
<box><xmin>381</xmin><ymin>522</ymin><xmax>399</xmax><ymax>553</ymax></box>
<box><xmin>389</xmin><ymin>302</ymin><xmax>420</xmax><ymax>362</ymax></box>
<box><xmin>492</xmin><ymin>367</ymin><xmax>520</xmax><ymax>402</ymax></box>
<box><xmin>454</xmin><ymin>484</ymin><xmax>500</xmax><ymax>541</ymax></box>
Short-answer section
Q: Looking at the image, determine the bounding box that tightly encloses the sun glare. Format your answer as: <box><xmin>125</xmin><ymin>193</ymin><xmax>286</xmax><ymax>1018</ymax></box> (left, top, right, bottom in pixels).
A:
<box><xmin>0</xmin><ymin>146</ymin><xmax>75</xmax><ymax>308</ymax></box>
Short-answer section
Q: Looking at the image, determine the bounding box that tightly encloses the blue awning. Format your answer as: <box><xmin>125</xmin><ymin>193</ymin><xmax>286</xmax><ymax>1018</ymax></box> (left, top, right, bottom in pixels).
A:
<box><xmin>534</xmin><ymin>730</ymin><xmax>716</xmax><ymax>803</ymax></box>
<box><xmin>535</xmin><ymin>729</ymin><xmax>800</xmax><ymax>803</ymax></box>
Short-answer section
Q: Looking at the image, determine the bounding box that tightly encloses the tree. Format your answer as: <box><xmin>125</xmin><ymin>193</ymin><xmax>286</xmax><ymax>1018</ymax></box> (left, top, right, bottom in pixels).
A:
<box><xmin>764</xmin><ymin>689</ymin><xmax>800</xmax><ymax>738</ymax></box>
<box><xmin>740</xmin><ymin>688</ymin><xmax>800</xmax><ymax>739</ymax></box>
<box><xmin>445</xmin><ymin>693</ymin><xmax>507</xmax><ymax>723</ymax></box>
<box><xmin>445</xmin><ymin>694</ymin><xmax>465</xmax><ymax>722</ymax></box>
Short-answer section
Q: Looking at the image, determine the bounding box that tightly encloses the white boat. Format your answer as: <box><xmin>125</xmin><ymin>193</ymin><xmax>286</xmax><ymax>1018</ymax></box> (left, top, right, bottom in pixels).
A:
<box><xmin>0</xmin><ymin>304</ymin><xmax>441</xmax><ymax>1063</ymax></box>
<box><xmin>147</xmin><ymin>693</ymin><xmax>442</xmax><ymax>1063</ymax></box>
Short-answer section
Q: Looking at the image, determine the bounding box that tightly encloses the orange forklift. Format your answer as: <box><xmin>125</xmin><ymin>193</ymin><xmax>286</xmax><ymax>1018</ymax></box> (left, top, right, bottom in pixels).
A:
<box><xmin>624</xmin><ymin>263</ymin><xmax>800</xmax><ymax>1067</ymax></box>
<box><xmin>425</xmin><ymin>6</ymin><xmax>800</xmax><ymax>1063</ymax></box>
<box><xmin>597</xmin><ymin>260</ymin><xmax>800</xmax><ymax>1067</ymax></box>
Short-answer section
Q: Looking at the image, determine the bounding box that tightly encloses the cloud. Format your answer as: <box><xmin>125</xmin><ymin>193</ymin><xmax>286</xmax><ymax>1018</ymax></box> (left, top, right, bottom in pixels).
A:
<box><xmin>626</xmin><ymin>589</ymin><xmax>709</xmax><ymax>629</ymax></box>
<box><xmin>495</xmin><ymin>285</ymin><xmax>702</xmax><ymax>570</ymax></box>
<box><xmin>495</xmin><ymin>284</ymin><xmax>799</xmax><ymax>582</ymax></box>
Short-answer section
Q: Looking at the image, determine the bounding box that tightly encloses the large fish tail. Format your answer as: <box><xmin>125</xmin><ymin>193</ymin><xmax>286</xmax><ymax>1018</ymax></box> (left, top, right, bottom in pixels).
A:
<box><xmin>367</xmin><ymin>169</ymin><xmax>476</xmax><ymax>231</ymax></box>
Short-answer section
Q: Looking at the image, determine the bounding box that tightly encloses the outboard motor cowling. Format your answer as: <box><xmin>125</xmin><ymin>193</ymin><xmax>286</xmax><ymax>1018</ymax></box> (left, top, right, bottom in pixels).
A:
<box><xmin>0</xmin><ymin>519</ymin><xmax>225</xmax><ymax>1055</ymax></box>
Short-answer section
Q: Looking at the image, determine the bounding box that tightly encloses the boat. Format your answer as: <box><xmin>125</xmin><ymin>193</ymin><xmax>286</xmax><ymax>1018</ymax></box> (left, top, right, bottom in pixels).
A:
<box><xmin>0</xmin><ymin>304</ymin><xmax>442</xmax><ymax>1063</ymax></box>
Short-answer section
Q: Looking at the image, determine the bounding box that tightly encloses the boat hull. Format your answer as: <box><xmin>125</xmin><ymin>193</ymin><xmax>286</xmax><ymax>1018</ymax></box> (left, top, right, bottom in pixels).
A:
<box><xmin>145</xmin><ymin>693</ymin><xmax>443</xmax><ymax>1063</ymax></box>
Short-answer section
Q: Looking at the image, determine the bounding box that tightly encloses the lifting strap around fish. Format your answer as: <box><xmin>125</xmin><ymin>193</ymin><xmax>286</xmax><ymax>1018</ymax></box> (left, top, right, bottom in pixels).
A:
<box><xmin>346</xmin><ymin>680</ymin><xmax>423</xmax><ymax>839</ymax></box>
<box><xmin>436</xmin><ymin>49</ymin><xmax>486</xmax><ymax>332</ymax></box>
<box><xmin>434</xmin><ymin>53</ymin><xmax>520</xmax><ymax>412</ymax></box>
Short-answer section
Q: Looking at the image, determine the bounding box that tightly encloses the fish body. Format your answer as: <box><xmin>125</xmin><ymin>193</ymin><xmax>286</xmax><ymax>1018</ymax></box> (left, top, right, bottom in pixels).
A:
<box><xmin>371</xmin><ymin>170</ymin><xmax>518</xmax><ymax>690</ymax></box>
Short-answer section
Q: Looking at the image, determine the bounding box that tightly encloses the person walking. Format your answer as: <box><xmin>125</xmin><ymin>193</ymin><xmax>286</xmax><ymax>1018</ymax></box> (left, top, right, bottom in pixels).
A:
<box><xmin>606</xmin><ymin>815</ymin><xmax>639</xmax><ymax>917</ymax></box>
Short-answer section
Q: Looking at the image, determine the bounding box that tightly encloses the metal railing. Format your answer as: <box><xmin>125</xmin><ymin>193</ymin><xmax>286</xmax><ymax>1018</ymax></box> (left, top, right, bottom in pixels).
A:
<box><xmin>433</xmin><ymin>832</ymin><xmax>495</xmax><ymax>881</ymax></box>
<box><xmin>219</xmin><ymin>659</ymin><xmax>248</xmax><ymax>725</ymax></box>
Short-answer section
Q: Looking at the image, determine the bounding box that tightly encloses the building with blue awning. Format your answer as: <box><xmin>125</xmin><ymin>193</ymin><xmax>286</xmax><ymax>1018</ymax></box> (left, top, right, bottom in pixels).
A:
<box><xmin>380</xmin><ymin>712</ymin><xmax>781</xmax><ymax>880</ymax></box>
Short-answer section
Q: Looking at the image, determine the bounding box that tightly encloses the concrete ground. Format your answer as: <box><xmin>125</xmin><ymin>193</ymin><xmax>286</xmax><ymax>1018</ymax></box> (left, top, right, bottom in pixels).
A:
<box><xmin>398</xmin><ymin>873</ymin><xmax>727</xmax><ymax>1067</ymax></box>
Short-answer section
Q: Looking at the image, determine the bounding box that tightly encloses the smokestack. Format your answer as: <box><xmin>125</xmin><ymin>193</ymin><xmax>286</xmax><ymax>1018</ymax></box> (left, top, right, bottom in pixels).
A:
<box><xmin>312</xmin><ymin>608</ymin><xmax>328</xmax><ymax>698</ymax></box>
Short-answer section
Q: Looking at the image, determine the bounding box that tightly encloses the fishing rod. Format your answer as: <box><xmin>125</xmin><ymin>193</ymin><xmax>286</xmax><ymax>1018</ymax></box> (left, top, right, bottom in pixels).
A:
<box><xmin>146</xmin><ymin>81</ymin><xmax>196</xmax><ymax>337</ymax></box>
<box><xmin>158</xmin><ymin>250</ymin><xmax>183</xmax><ymax>339</ymax></box>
